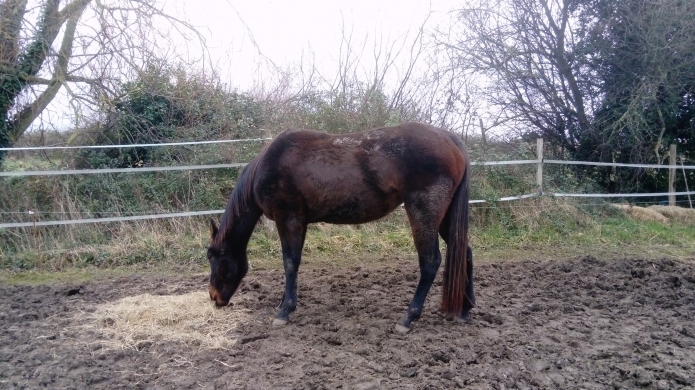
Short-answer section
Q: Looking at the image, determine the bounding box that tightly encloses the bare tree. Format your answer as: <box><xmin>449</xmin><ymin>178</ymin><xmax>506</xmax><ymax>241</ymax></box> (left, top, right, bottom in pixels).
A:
<box><xmin>0</xmin><ymin>0</ymin><xmax>203</xmax><ymax>157</ymax></box>
<box><xmin>440</xmin><ymin>0</ymin><xmax>600</xmax><ymax>151</ymax></box>
<box><xmin>408</xmin><ymin>36</ymin><xmax>484</xmax><ymax>143</ymax></box>
<box><xmin>251</xmin><ymin>15</ymin><xmax>436</xmax><ymax>135</ymax></box>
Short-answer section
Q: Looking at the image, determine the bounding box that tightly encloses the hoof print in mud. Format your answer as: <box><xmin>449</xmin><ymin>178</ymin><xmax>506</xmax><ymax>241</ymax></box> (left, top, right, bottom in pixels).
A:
<box><xmin>324</xmin><ymin>335</ymin><xmax>342</xmax><ymax>346</ymax></box>
<box><xmin>239</xmin><ymin>334</ymin><xmax>269</xmax><ymax>345</ymax></box>
<box><xmin>400</xmin><ymin>368</ymin><xmax>418</xmax><ymax>378</ymax></box>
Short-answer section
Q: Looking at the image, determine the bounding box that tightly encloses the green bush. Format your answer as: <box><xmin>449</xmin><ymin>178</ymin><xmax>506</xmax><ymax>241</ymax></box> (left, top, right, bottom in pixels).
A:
<box><xmin>73</xmin><ymin>63</ymin><xmax>264</xmax><ymax>169</ymax></box>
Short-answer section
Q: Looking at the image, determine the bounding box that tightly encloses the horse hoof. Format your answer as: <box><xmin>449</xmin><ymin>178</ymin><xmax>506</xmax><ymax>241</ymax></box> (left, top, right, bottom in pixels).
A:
<box><xmin>395</xmin><ymin>324</ymin><xmax>411</xmax><ymax>333</ymax></box>
<box><xmin>272</xmin><ymin>318</ymin><xmax>288</xmax><ymax>326</ymax></box>
<box><xmin>455</xmin><ymin>313</ymin><xmax>471</xmax><ymax>323</ymax></box>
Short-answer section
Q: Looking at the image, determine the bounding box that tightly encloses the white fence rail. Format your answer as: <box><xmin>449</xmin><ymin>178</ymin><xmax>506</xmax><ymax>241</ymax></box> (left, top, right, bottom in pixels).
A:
<box><xmin>0</xmin><ymin>163</ymin><xmax>247</xmax><ymax>177</ymax></box>
<box><xmin>0</xmin><ymin>160</ymin><xmax>539</xmax><ymax>177</ymax></box>
<box><xmin>2</xmin><ymin>210</ymin><xmax>224</xmax><ymax>228</ymax></box>
<box><xmin>544</xmin><ymin>159</ymin><xmax>695</xmax><ymax>169</ymax></box>
<box><xmin>1</xmin><ymin>138</ymin><xmax>694</xmax><ymax>229</ymax></box>
<box><xmin>0</xmin><ymin>138</ymin><xmax>272</xmax><ymax>151</ymax></box>
<box><xmin>3</xmin><ymin>159</ymin><xmax>694</xmax><ymax>178</ymax></box>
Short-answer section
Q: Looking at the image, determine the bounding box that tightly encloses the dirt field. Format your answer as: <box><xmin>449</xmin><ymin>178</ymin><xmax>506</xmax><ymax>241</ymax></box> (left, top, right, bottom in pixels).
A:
<box><xmin>1</xmin><ymin>255</ymin><xmax>694</xmax><ymax>389</ymax></box>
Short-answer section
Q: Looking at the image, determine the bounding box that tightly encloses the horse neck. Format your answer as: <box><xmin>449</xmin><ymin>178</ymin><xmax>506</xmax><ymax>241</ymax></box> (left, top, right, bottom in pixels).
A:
<box><xmin>218</xmin><ymin>194</ymin><xmax>262</xmax><ymax>255</ymax></box>
<box><xmin>217</xmin><ymin>152</ymin><xmax>267</xmax><ymax>253</ymax></box>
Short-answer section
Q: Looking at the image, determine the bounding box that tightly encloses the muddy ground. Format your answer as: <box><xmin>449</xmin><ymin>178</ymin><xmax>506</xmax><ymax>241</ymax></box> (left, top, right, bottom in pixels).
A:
<box><xmin>1</xmin><ymin>255</ymin><xmax>694</xmax><ymax>389</ymax></box>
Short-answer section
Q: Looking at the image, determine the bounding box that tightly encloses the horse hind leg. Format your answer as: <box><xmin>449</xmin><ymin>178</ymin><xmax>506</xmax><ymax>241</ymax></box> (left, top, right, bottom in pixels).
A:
<box><xmin>396</xmin><ymin>189</ymin><xmax>449</xmax><ymax>333</ymax></box>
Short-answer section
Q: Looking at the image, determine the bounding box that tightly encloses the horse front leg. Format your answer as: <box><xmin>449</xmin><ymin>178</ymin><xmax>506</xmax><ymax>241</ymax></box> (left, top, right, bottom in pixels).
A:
<box><xmin>272</xmin><ymin>216</ymin><xmax>307</xmax><ymax>326</ymax></box>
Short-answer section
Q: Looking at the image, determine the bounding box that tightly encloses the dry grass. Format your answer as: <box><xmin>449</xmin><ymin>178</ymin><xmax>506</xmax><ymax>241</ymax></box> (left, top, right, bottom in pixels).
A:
<box><xmin>647</xmin><ymin>205</ymin><xmax>695</xmax><ymax>226</ymax></box>
<box><xmin>76</xmin><ymin>291</ymin><xmax>251</xmax><ymax>350</ymax></box>
<box><xmin>508</xmin><ymin>198</ymin><xmax>598</xmax><ymax>229</ymax></box>
<box><xmin>555</xmin><ymin>204</ymin><xmax>599</xmax><ymax>228</ymax></box>
<box><xmin>610</xmin><ymin>204</ymin><xmax>669</xmax><ymax>224</ymax></box>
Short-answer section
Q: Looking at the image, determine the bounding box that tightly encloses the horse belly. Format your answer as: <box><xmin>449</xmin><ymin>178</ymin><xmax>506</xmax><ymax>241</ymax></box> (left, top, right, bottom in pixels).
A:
<box><xmin>310</xmin><ymin>191</ymin><xmax>402</xmax><ymax>224</ymax></box>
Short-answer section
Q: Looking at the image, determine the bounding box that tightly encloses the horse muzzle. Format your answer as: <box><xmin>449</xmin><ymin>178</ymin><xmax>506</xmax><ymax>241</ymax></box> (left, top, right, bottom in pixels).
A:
<box><xmin>209</xmin><ymin>286</ymin><xmax>229</xmax><ymax>307</ymax></box>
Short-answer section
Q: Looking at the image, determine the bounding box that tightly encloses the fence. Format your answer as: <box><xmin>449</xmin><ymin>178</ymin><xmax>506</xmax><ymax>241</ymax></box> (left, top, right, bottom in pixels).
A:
<box><xmin>1</xmin><ymin>138</ymin><xmax>694</xmax><ymax>229</ymax></box>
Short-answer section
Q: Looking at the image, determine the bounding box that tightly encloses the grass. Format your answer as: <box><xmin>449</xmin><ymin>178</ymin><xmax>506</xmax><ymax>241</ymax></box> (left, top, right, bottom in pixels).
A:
<box><xmin>2</xmin><ymin>155</ymin><xmax>63</xmax><ymax>171</ymax></box>
<box><xmin>2</xmin><ymin>199</ymin><xmax>694</xmax><ymax>285</ymax></box>
<box><xmin>476</xmin><ymin>219</ymin><xmax>695</xmax><ymax>262</ymax></box>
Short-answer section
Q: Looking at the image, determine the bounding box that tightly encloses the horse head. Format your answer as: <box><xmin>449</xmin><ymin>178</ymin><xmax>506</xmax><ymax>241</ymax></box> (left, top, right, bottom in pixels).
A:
<box><xmin>207</xmin><ymin>219</ymin><xmax>248</xmax><ymax>307</ymax></box>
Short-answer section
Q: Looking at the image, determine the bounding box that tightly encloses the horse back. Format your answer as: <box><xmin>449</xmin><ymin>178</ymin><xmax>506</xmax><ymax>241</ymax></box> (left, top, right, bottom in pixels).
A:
<box><xmin>253</xmin><ymin>122</ymin><xmax>466</xmax><ymax>223</ymax></box>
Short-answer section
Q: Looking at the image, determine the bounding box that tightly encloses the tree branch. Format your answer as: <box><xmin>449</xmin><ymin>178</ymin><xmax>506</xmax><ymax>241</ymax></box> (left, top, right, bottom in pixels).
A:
<box><xmin>9</xmin><ymin>2</ymin><xmax>88</xmax><ymax>139</ymax></box>
<box><xmin>0</xmin><ymin>0</ymin><xmax>29</xmax><ymax>64</ymax></box>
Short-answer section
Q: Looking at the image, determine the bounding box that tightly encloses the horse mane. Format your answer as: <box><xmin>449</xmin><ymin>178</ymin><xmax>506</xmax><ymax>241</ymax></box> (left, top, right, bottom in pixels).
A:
<box><xmin>212</xmin><ymin>145</ymin><xmax>268</xmax><ymax>247</ymax></box>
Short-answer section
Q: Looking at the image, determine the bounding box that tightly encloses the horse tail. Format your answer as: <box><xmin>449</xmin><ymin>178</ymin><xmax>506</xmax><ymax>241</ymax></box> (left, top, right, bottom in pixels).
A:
<box><xmin>441</xmin><ymin>154</ymin><xmax>471</xmax><ymax>317</ymax></box>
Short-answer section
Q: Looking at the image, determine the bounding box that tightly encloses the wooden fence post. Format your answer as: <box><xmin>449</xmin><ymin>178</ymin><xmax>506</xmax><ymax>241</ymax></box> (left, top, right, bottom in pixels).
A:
<box><xmin>537</xmin><ymin>138</ymin><xmax>544</xmax><ymax>196</ymax></box>
<box><xmin>669</xmin><ymin>144</ymin><xmax>676</xmax><ymax>206</ymax></box>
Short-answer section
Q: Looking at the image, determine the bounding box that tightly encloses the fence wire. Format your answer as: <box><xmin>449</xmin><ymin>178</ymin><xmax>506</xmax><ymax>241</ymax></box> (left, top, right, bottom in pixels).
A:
<box><xmin>2</xmin><ymin>138</ymin><xmax>694</xmax><ymax>228</ymax></box>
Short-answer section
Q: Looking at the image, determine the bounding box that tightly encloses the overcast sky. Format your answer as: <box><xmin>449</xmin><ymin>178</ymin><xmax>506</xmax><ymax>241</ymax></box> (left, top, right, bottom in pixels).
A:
<box><xmin>176</xmin><ymin>0</ymin><xmax>460</xmax><ymax>89</ymax></box>
<box><xmin>38</xmin><ymin>0</ymin><xmax>462</xmax><ymax>132</ymax></box>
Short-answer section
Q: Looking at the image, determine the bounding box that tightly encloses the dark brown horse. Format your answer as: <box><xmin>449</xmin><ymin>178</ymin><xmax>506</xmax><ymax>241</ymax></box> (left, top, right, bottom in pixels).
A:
<box><xmin>207</xmin><ymin>122</ymin><xmax>474</xmax><ymax>332</ymax></box>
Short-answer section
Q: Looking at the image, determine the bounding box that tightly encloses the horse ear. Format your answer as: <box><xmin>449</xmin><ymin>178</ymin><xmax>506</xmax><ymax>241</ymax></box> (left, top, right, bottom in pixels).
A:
<box><xmin>209</xmin><ymin>219</ymin><xmax>219</xmax><ymax>240</ymax></box>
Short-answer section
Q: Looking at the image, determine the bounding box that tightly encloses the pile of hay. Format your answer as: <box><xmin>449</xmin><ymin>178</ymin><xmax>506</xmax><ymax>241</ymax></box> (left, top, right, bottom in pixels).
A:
<box><xmin>610</xmin><ymin>204</ymin><xmax>669</xmax><ymax>224</ymax></box>
<box><xmin>647</xmin><ymin>205</ymin><xmax>695</xmax><ymax>226</ymax></box>
<box><xmin>77</xmin><ymin>291</ymin><xmax>250</xmax><ymax>350</ymax></box>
